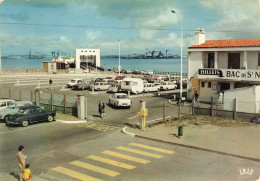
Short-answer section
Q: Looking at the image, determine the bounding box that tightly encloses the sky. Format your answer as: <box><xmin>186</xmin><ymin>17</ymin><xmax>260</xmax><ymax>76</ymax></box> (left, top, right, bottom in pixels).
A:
<box><xmin>0</xmin><ymin>0</ymin><xmax>260</xmax><ymax>56</ymax></box>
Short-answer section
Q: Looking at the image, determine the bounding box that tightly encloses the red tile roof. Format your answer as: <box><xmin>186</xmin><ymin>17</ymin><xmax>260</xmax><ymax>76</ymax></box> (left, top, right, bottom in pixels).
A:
<box><xmin>189</xmin><ymin>38</ymin><xmax>260</xmax><ymax>48</ymax></box>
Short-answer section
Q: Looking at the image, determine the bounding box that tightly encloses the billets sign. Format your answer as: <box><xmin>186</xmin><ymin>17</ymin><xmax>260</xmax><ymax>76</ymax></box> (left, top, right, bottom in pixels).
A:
<box><xmin>198</xmin><ymin>69</ymin><xmax>260</xmax><ymax>81</ymax></box>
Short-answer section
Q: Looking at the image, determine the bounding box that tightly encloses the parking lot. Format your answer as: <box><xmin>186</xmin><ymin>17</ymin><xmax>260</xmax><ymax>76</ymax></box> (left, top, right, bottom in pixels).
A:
<box><xmin>0</xmin><ymin>72</ymin><xmax>189</xmax><ymax>127</ymax></box>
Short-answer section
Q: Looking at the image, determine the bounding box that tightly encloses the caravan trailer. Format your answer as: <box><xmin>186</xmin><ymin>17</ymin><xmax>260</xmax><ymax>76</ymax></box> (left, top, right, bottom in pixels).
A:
<box><xmin>121</xmin><ymin>78</ymin><xmax>144</xmax><ymax>94</ymax></box>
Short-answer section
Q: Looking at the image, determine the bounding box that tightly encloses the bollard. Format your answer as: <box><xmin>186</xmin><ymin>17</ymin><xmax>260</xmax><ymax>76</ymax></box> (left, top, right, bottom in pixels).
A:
<box><xmin>178</xmin><ymin>126</ymin><xmax>183</xmax><ymax>136</ymax></box>
<box><xmin>140</xmin><ymin>101</ymin><xmax>147</xmax><ymax>131</ymax></box>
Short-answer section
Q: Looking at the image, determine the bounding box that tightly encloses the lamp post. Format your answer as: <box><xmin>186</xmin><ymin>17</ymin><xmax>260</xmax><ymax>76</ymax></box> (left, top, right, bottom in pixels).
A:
<box><xmin>116</xmin><ymin>40</ymin><xmax>124</xmax><ymax>76</ymax></box>
<box><xmin>171</xmin><ymin>10</ymin><xmax>183</xmax><ymax>118</ymax></box>
<box><xmin>0</xmin><ymin>40</ymin><xmax>4</xmax><ymax>76</ymax></box>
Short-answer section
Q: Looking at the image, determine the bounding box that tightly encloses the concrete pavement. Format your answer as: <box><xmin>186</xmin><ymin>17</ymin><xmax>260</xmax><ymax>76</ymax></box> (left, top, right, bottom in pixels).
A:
<box><xmin>122</xmin><ymin>123</ymin><xmax>260</xmax><ymax>161</ymax></box>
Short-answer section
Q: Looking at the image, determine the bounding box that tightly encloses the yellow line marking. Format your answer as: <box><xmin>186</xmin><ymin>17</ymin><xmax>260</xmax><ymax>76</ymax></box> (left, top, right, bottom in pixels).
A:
<box><xmin>52</xmin><ymin>166</ymin><xmax>102</xmax><ymax>181</ymax></box>
<box><xmin>129</xmin><ymin>143</ymin><xmax>174</xmax><ymax>154</ymax></box>
<box><xmin>128</xmin><ymin>112</ymin><xmax>140</xmax><ymax>120</ymax></box>
<box><xmin>70</xmin><ymin>161</ymin><xmax>119</xmax><ymax>177</ymax></box>
<box><xmin>102</xmin><ymin>150</ymin><xmax>150</xmax><ymax>164</ymax></box>
<box><xmin>87</xmin><ymin>155</ymin><xmax>136</xmax><ymax>170</ymax></box>
<box><xmin>116</xmin><ymin>146</ymin><xmax>163</xmax><ymax>158</ymax></box>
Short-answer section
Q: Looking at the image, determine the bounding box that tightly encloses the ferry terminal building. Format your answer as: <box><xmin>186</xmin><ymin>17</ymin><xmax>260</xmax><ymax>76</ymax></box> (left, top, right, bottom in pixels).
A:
<box><xmin>187</xmin><ymin>29</ymin><xmax>260</xmax><ymax>114</ymax></box>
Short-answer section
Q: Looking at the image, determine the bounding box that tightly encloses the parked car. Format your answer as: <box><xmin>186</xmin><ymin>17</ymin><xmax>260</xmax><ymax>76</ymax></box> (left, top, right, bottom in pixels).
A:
<box><xmin>121</xmin><ymin>78</ymin><xmax>144</xmax><ymax>94</ymax></box>
<box><xmin>0</xmin><ymin>101</ymin><xmax>34</xmax><ymax>122</ymax></box>
<box><xmin>90</xmin><ymin>82</ymin><xmax>111</xmax><ymax>91</ymax></box>
<box><xmin>71</xmin><ymin>79</ymin><xmax>90</xmax><ymax>90</ymax></box>
<box><xmin>143</xmin><ymin>83</ymin><xmax>160</xmax><ymax>92</ymax></box>
<box><xmin>67</xmin><ymin>79</ymin><xmax>83</xmax><ymax>88</ymax></box>
<box><xmin>6</xmin><ymin>106</ymin><xmax>56</xmax><ymax>127</ymax></box>
<box><xmin>108</xmin><ymin>93</ymin><xmax>131</xmax><ymax>108</ymax></box>
<box><xmin>115</xmin><ymin>76</ymin><xmax>125</xmax><ymax>80</ymax></box>
<box><xmin>107</xmin><ymin>84</ymin><xmax>121</xmax><ymax>93</ymax></box>
<box><xmin>159</xmin><ymin>82</ymin><xmax>177</xmax><ymax>90</ymax></box>
<box><xmin>0</xmin><ymin>99</ymin><xmax>15</xmax><ymax>111</ymax></box>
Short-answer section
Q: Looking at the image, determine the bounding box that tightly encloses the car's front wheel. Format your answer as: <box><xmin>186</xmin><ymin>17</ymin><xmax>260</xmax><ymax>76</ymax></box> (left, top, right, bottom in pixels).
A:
<box><xmin>22</xmin><ymin>120</ymin><xmax>29</xmax><ymax>127</ymax></box>
<box><xmin>4</xmin><ymin>115</ymin><xmax>10</xmax><ymax>123</ymax></box>
<box><xmin>47</xmin><ymin>115</ymin><xmax>54</xmax><ymax>122</ymax></box>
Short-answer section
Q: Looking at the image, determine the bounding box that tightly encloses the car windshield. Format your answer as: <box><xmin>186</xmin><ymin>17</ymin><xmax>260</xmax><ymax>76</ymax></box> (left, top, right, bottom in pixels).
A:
<box><xmin>8</xmin><ymin>102</ymin><xmax>17</xmax><ymax>108</ymax></box>
<box><xmin>71</xmin><ymin>80</ymin><xmax>76</xmax><ymax>83</ymax></box>
<box><xmin>117</xmin><ymin>95</ymin><xmax>128</xmax><ymax>99</ymax></box>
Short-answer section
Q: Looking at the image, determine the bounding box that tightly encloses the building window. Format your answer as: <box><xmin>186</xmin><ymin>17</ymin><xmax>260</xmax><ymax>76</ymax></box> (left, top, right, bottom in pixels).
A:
<box><xmin>208</xmin><ymin>82</ymin><xmax>211</xmax><ymax>88</ymax></box>
<box><xmin>201</xmin><ymin>82</ymin><xmax>205</xmax><ymax>87</ymax></box>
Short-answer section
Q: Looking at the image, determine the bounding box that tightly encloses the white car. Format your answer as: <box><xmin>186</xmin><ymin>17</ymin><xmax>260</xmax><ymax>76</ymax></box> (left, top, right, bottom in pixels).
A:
<box><xmin>108</xmin><ymin>93</ymin><xmax>131</xmax><ymax>108</ymax></box>
<box><xmin>0</xmin><ymin>99</ymin><xmax>15</xmax><ymax>111</ymax></box>
<box><xmin>159</xmin><ymin>82</ymin><xmax>177</xmax><ymax>90</ymax></box>
<box><xmin>90</xmin><ymin>82</ymin><xmax>111</xmax><ymax>91</ymax></box>
<box><xmin>143</xmin><ymin>83</ymin><xmax>160</xmax><ymax>92</ymax></box>
<box><xmin>67</xmin><ymin>79</ymin><xmax>83</xmax><ymax>88</ymax></box>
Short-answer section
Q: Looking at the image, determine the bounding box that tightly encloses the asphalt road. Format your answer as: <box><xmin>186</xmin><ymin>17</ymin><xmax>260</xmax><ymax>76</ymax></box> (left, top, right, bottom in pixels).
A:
<box><xmin>1</xmin><ymin>121</ymin><xmax>259</xmax><ymax>181</ymax></box>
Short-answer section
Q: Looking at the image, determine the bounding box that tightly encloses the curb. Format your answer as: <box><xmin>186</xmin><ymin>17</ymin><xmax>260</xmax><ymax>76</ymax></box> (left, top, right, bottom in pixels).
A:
<box><xmin>122</xmin><ymin>127</ymin><xmax>136</xmax><ymax>137</ymax></box>
<box><xmin>121</xmin><ymin>127</ymin><xmax>260</xmax><ymax>163</ymax></box>
<box><xmin>56</xmin><ymin>119</ymin><xmax>87</xmax><ymax>124</ymax></box>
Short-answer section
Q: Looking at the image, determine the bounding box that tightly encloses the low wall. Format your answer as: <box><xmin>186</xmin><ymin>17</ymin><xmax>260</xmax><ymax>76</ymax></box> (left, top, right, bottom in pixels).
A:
<box><xmin>194</xmin><ymin>107</ymin><xmax>257</xmax><ymax>122</ymax></box>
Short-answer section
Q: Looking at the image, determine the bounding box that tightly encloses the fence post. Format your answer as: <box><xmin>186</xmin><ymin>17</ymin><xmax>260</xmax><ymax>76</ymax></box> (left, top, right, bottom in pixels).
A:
<box><xmin>84</xmin><ymin>98</ymin><xmax>87</xmax><ymax>119</ymax></box>
<box><xmin>51</xmin><ymin>93</ymin><xmax>53</xmax><ymax>111</ymax></box>
<box><xmin>31</xmin><ymin>90</ymin><xmax>33</xmax><ymax>102</ymax></box>
<box><xmin>233</xmin><ymin>98</ymin><xmax>237</xmax><ymax>120</ymax></box>
<box><xmin>163</xmin><ymin>102</ymin><xmax>166</xmax><ymax>122</ymax></box>
<box><xmin>191</xmin><ymin>95</ymin><xmax>194</xmax><ymax>115</ymax></box>
<box><xmin>64</xmin><ymin>94</ymin><xmax>66</xmax><ymax>114</ymax></box>
<box><xmin>35</xmin><ymin>90</ymin><xmax>40</xmax><ymax>106</ymax></box>
<box><xmin>211</xmin><ymin>96</ymin><xmax>214</xmax><ymax>116</ymax></box>
<box><xmin>9</xmin><ymin>87</ymin><xmax>11</xmax><ymax>99</ymax></box>
<box><xmin>19</xmin><ymin>89</ymin><xmax>22</xmax><ymax>100</ymax></box>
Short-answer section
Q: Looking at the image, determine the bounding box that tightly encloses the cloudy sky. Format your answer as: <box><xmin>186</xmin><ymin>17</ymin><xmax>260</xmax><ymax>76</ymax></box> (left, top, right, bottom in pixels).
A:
<box><xmin>0</xmin><ymin>0</ymin><xmax>260</xmax><ymax>56</ymax></box>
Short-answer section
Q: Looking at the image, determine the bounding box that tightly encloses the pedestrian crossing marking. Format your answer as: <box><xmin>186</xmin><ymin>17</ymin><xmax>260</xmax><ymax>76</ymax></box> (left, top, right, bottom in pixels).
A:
<box><xmin>102</xmin><ymin>150</ymin><xmax>150</xmax><ymax>164</ymax></box>
<box><xmin>70</xmin><ymin>161</ymin><xmax>119</xmax><ymax>177</ymax></box>
<box><xmin>87</xmin><ymin>155</ymin><xmax>136</xmax><ymax>170</ymax></box>
<box><xmin>52</xmin><ymin>166</ymin><xmax>102</xmax><ymax>181</ymax></box>
<box><xmin>78</xmin><ymin>123</ymin><xmax>119</xmax><ymax>132</ymax></box>
<box><xmin>129</xmin><ymin>143</ymin><xmax>174</xmax><ymax>154</ymax></box>
<box><xmin>116</xmin><ymin>146</ymin><xmax>163</xmax><ymax>158</ymax></box>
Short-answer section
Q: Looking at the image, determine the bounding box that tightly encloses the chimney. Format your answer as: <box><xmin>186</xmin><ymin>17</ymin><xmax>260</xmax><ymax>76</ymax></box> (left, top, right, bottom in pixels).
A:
<box><xmin>195</xmin><ymin>28</ymin><xmax>205</xmax><ymax>45</ymax></box>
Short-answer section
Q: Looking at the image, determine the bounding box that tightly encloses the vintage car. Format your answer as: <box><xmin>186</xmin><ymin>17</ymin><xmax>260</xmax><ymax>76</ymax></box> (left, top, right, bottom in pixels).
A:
<box><xmin>6</xmin><ymin>106</ymin><xmax>56</xmax><ymax>127</ymax></box>
<box><xmin>107</xmin><ymin>84</ymin><xmax>121</xmax><ymax>93</ymax></box>
<box><xmin>0</xmin><ymin>99</ymin><xmax>15</xmax><ymax>111</ymax></box>
<box><xmin>71</xmin><ymin>80</ymin><xmax>91</xmax><ymax>90</ymax></box>
<box><xmin>159</xmin><ymin>82</ymin><xmax>177</xmax><ymax>90</ymax></box>
<box><xmin>143</xmin><ymin>83</ymin><xmax>160</xmax><ymax>92</ymax></box>
<box><xmin>90</xmin><ymin>82</ymin><xmax>111</xmax><ymax>91</ymax></box>
<box><xmin>108</xmin><ymin>93</ymin><xmax>131</xmax><ymax>108</ymax></box>
<box><xmin>0</xmin><ymin>101</ymin><xmax>34</xmax><ymax>122</ymax></box>
<box><xmin>67</xmin><ymin>79</ymin><xmax>83</xmax><ymax>88</ymax></box>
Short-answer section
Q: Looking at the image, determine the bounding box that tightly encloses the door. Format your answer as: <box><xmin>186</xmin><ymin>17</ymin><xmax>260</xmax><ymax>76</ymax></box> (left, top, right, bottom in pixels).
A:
<box><xmin>228</xmin><ymin>53</ymin><xmax>240</xmax><ymax>69</ymax></box>
<box><xmin>220</xmin><ymin>83</ymin><xmax>230</xmax><ymax>91</ymax></box>
<box><xmin>30</xmin><ymin>108</ymin><xmax>46</xmax><ymax>123</ymax></box>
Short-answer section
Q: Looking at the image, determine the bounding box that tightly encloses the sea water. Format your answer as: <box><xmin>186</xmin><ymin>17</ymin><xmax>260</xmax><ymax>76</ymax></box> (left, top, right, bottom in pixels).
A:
<box><xmin>1</xmin><ymin>58</ymin><xmax>188</xmax><ymax>73</ymax></box>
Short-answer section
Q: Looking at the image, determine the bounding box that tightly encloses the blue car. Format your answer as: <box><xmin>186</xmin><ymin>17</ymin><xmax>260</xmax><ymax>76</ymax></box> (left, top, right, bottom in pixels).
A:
<box><xmin>6</xmin><ymin>106</ymin><xmax>56</xmax><ymax>127</ymax></box>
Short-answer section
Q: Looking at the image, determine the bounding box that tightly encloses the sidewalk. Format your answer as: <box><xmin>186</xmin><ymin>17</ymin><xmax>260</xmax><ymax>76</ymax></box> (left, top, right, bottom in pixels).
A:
<box><xmin>122</xmin><ymin>121</ymin><xmax>260</xmax><ymax>160</ymax></box>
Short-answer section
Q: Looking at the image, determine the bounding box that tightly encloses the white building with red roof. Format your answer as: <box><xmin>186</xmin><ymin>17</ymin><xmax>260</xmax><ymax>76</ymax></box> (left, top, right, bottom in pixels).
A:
<box><xmin>187</xmin><ymin>29</ymin><xmax>260</xmax><ymax>113</ymax></box>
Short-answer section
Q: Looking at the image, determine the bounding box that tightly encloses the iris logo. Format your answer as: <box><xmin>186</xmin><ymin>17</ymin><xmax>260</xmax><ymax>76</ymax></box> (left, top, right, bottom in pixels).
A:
<box><xmin>239</xmin><ymin>168</ymin><xmax>253</xmax><ymax>175</ymax></box>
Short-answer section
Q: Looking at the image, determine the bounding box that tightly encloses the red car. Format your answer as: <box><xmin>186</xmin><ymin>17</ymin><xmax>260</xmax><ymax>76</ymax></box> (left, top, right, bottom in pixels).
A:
<box><xmin>115</xmin><ymin>76</ymin><xmax>125</xmax><ymax>80</ymax></box>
